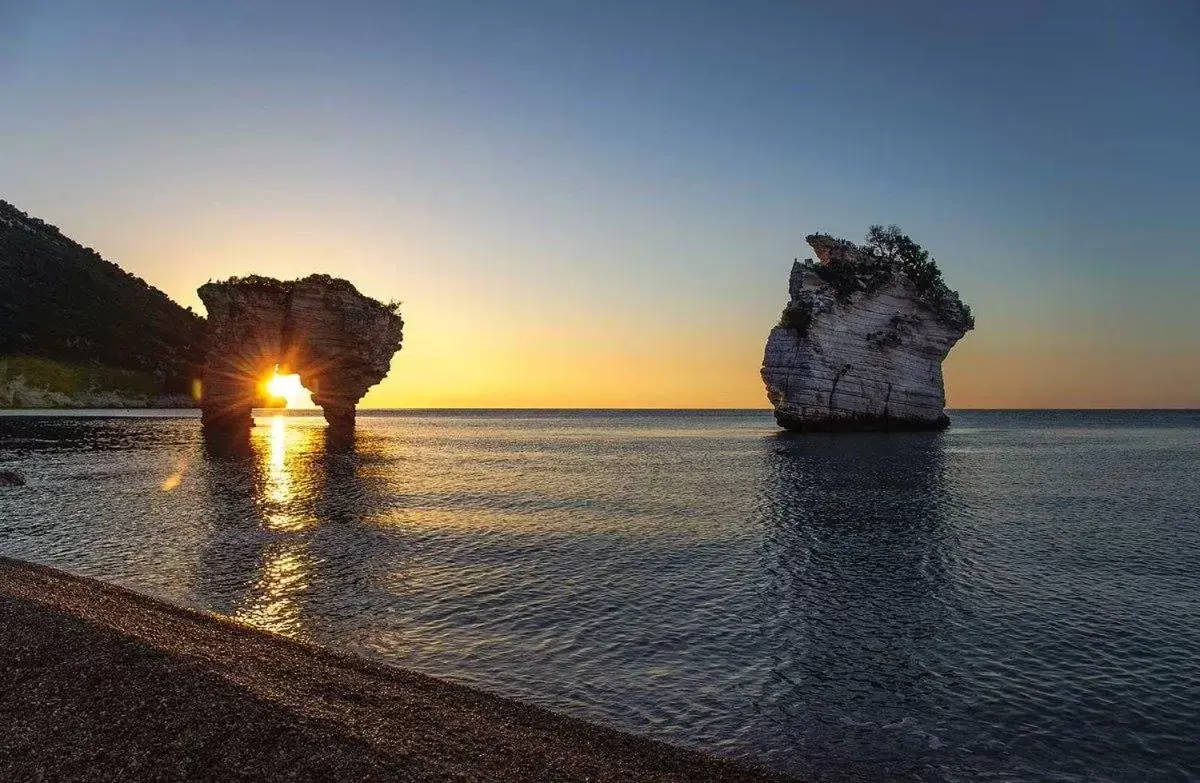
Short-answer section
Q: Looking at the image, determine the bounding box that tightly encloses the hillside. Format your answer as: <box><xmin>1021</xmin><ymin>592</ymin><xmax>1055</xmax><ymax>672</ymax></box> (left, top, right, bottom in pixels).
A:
<box><xmin>0</xmin><ymin>200</ymin><xmax>206</xmax><ymax>406</ymax></box>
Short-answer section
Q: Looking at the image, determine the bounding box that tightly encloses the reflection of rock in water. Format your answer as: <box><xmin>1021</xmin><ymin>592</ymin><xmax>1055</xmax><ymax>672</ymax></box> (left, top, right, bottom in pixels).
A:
<box><xmin>753</xmin><ymin>432</ymin><xmax>958</xmax><ymax>778</ymax></box>
<box><xmin>194</xmin><ymin>420</ymin><xmax>372</xmax><ymax>640</ymax></box>
<box><xmin>312</xmin><ymin>428</ymin><xmax>367</xmax><ymax>523</ymax></box>
<box><xmin>194</xmin><ymin>434</ymin><xmax>272</xmax><ymax>621</ymax></box>
<box><xmin>322</xmin><ymin>425</ymin><xmax>356</xmax><ymax>455</ymax></box>
<box><xmin>202</xmin><ymin>428</ymin><xmax>252</xmax><ymax>460</ymax></box>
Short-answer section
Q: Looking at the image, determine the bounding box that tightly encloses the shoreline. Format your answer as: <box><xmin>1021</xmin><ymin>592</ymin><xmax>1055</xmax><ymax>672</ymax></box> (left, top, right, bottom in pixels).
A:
<box><xmin>0</xmin><ymin>557</ymin><xmax>786</xmax><ymax>781</ymax></box>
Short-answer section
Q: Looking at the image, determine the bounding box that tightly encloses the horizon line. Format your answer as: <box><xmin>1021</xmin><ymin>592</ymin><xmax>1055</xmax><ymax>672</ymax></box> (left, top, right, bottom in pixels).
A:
<box><xmin>295</xmin><ymin>406</ymin><xmax>1200</xmax><ymax>412</ymax></box>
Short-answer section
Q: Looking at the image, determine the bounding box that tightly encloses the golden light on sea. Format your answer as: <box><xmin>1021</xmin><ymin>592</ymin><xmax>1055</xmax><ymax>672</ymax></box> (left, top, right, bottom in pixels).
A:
<box><xmin>232</xmin><ymin>542</ymin><xmax>312</xmax><ymax>639</ymax></box>
<box><xmin>263</xmin><ymin>415</ymin><xmax>312</xmax><ymax>532</ymax></box>
<box><xmin>231</xmin><ymin>415</ymin><xmax>324</xmax><ymax>638</ymax></box>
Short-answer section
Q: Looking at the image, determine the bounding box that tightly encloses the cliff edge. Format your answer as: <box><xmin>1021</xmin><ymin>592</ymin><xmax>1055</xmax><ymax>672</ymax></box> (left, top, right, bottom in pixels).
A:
<box><xmin>761</xmin><ymin>226</ymin><xmax>974</xmax><ymax>431</ymax></box>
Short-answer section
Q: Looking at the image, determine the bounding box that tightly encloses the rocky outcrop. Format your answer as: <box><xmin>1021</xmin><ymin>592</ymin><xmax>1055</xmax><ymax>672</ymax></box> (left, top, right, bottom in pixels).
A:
<box><xmin>198</xmin><ymin>275</ymin><xmax>403</xmax><ymax>432</ymax></box>
<box><xmin>761</xmin><ymin>227</ymin><xmax>973</xmax><ymax>431</ymax></box>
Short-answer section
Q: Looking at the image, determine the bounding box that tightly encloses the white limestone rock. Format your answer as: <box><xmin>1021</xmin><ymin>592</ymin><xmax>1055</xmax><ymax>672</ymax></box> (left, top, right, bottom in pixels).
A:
<box><xmin>761</xmin><ymin>231</ymin><xmax>973</xmax><ymax>431</ymax></box>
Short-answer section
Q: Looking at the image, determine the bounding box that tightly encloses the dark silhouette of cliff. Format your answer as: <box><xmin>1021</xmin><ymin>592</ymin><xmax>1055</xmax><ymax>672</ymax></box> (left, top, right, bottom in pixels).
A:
<box><xmin>0</xmin><ymin>199</ymin><xmax>206</xmax><ymax>397</ymax></box>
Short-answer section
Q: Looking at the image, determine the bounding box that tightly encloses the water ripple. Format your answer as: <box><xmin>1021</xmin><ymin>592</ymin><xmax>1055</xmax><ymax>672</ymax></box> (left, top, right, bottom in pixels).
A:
<box><xmin>2</xmin><ymin>410</ymin><xmax>1199</xmax><ymax>781</ymax></box>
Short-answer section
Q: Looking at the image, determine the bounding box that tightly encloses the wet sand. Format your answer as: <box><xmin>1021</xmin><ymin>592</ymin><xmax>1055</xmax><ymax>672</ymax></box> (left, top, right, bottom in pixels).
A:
<box><xmin>0</xmin><ymin>557</ymin><xmax>788</xmax><ymax>781</ymax></box>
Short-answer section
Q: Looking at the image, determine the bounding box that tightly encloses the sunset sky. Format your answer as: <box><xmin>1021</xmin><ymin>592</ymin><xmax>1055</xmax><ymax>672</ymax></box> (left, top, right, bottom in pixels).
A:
<box><xmin>2</xmin><ymin>1</ymin><xmax>1197</xmax><ymax>408</ymax></box>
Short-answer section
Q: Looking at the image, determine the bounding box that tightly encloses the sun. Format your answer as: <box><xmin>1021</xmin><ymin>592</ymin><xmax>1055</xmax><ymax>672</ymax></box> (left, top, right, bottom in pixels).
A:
<box><xmin>265</xmin><ymin>371</ymin><xmax>314</xmax><ymax>409</ymax></box>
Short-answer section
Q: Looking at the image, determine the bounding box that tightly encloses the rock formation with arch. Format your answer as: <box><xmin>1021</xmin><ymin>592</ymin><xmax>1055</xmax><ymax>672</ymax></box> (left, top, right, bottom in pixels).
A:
<box><xmin>198</xmin><ymin>275</ymin><xmax>403</xmax><ymax>433</ymax></box>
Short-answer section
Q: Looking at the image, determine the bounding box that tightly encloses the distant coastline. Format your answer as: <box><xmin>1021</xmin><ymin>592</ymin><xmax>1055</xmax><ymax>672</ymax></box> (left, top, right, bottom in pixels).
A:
<box><xmin>0</xmin><ymin>395</ymin><xmax>199</xmax><ymax>410</ymax></box>
<box><xmin>0</xmin><ymin>356</ymin><xmax>198</xmax><ymax>409</ymax></box>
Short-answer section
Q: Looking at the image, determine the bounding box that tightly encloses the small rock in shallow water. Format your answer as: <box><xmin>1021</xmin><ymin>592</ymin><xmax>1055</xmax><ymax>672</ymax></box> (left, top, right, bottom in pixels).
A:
<box><xmin>0</xmin><ymin>470</ymin><xmax>25</xmax><ymax>486</ymax></box>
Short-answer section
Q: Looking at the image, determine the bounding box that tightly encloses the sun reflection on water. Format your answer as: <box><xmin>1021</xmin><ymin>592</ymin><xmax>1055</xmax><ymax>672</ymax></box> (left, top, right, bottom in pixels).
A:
<box><xmin>232</xmin><ymin>541</ymin><xmax>313</xmax><ymax>638</ymax></box>
<box><xmin>231</xmin><ymin>415</ymin><xmax>324</xmax><ymax>638</ymax></box>
<box><xmin>270</xmin><ymin>415</ymin><xmax>287</xmax><ymax>468</ymax></box>
<box><xmin>264</xmin><ymin>415</ymin><xmax>308</xmax><ymax>532</ymax></box>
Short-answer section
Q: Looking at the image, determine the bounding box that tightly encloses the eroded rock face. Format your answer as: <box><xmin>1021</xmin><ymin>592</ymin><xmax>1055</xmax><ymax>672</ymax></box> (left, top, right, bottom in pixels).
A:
<box><xmin>762</xmin><ymin>231</ymin><xmax>973</xmax><ymax>431</ymax></box>
<box><xmin>198</xmin><ymin>275</ymin><xmax>403</xmax><ymax>432</ymax></box>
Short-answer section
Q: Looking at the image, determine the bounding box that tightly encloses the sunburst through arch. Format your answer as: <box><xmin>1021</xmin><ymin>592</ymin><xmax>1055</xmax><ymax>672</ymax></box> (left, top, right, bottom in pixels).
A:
<box><xmin>263</xmin><ymin>369</ymin><xmax>314</xmax><ymax>409</ymax></box>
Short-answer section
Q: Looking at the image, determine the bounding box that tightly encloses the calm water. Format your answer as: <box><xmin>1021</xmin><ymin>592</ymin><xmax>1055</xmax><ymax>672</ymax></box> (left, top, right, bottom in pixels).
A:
<box><xmin>2</xmin><ymin>409</ymin><xmax>1199</xmax><ymax>781</ymax></box>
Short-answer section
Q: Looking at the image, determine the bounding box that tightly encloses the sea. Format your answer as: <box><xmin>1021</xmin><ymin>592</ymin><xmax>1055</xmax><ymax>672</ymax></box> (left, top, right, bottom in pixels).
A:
<box><xmin>1</xmin><ymin>409</ymin><xmax>1198</xmax><ymax>782</ymax></box>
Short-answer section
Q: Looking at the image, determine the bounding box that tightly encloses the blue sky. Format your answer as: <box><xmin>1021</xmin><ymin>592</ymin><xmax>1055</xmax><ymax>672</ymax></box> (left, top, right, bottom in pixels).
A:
<box><xmin>2</xmin><ymin>1</ymin><xmax>1197</xmax><ymax>406</ymax></box>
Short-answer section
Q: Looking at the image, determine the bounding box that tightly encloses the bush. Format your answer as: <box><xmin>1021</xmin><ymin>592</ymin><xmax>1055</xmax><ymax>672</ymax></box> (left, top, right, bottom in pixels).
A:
<box><xmin>813</xmin><ymin>257</ymin><xmax>861</xmax><ymax>303</ymax></box>
<box><xmin>778</xmin><ymin>299</ymin><xmax>813</xmax><ymax>335</ymax></box>
<box><xmin>863</xmin><ymin>224</ymin><xmax>941</xmax><ymax>291</ymax></box>
<box><xmin>804</xmin><ymin>224</ymin><xmax>975</xmax><ymax>330</ymax></box>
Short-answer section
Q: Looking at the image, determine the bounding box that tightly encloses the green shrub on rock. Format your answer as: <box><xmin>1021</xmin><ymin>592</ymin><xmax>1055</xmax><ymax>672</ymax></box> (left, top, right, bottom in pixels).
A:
<box><xmin>812</xmin><ymin>257</ymin><xmax>861</xmax><ymax>303</ymax></box>
<box><xmin>778</xmin><ymin>299</ymin><xmax>813</xmax><ymax>335</ymax></box>
<box><xmin>800</xmin><ymin>225</ymin><xmax>974</xmax><ymax>331</ymax></box>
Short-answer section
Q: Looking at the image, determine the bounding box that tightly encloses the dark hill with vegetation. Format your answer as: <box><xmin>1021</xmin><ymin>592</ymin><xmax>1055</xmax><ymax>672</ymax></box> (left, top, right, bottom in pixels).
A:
<box><xmin>0</xmin><ymin>200</ymin><xmax>206</xmax><ymax>406</ymax></box>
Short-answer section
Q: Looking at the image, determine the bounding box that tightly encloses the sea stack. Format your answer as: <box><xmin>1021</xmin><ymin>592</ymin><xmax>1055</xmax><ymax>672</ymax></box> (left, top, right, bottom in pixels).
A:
<box><xmin>198</xmin><ymin>275</ymin><xmax>403</xmax><ymax>433</ymax></box>
<box><xmin>761</xmin><ymin>226</ymin><xmax>974</xmax><ymax>431</ymax></box>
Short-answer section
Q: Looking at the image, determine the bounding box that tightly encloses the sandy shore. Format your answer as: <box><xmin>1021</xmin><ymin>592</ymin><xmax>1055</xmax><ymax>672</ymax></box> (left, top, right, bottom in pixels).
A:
<box><xmin>0</xmin><ymin>557</ymin><xmax>788</xmax><ymax>781</ymax></box>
